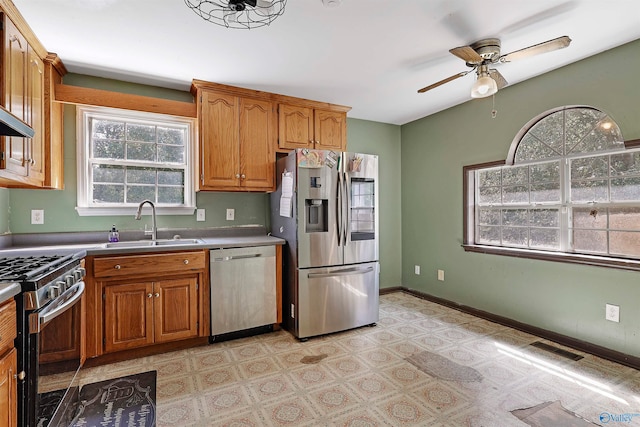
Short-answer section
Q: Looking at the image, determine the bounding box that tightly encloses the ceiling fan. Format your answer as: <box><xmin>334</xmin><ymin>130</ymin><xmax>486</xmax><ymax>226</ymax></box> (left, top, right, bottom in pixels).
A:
<box><xmin>417</xmin><ymin>35</ymin><xmax>571</xmax><ymax>98</ymax></box>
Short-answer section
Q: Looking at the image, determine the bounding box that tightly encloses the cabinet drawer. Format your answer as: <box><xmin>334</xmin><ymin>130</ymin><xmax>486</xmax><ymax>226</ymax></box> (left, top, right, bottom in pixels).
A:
<box><xmin>0</xmin><ymin>299</ymin><xmax>16</xmax><ymax>354</ymax></box>
<box><xmin>93</xmin><ymin>251</ymin><xmax>206</xmax><ymax>278</ymax></box>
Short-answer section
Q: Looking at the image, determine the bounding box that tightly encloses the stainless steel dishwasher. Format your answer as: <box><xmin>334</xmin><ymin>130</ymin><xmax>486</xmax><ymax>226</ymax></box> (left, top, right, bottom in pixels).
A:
<box><xmin>210</xmin><ymin>245</ymin><xmax>277</xmax><ymax>337</ymax></box>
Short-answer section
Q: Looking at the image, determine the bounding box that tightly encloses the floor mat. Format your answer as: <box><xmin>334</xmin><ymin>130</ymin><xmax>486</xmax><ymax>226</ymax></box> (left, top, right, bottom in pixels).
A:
<box><xmin>405</xmin><ymin>350</ymin><xmax>483</xmax><ymax>382</ymax></box>
<box><xmin>71</xmin><ymin>370</ymin><xmax>156</xmax><ymax>427</ymax></box>
<box><xmin>511</xmin><ymin>400</ymin><xmax>600</xmax><ymax>426</ymax></box>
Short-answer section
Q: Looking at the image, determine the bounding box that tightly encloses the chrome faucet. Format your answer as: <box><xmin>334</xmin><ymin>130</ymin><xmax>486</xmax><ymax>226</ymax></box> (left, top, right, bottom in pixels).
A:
<box><xmin>135</xmin><ymin>200</ymin><xmax>157</xmax><ymax>241</ymax></box>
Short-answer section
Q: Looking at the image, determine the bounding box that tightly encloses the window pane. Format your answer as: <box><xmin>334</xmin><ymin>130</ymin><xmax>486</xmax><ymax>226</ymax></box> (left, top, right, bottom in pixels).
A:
<box><xmin>573</xmin><ymin>229</ymin><xmax>607</xmax><ymax>254</ymax></box>
<box><xmin>127</xmin><ymin>142</ymin><xmax>156</xmax><ymax>161</ymax></box>
<box><xmin>525</xmin><ymin>112</ymin><xmax>564</xmax><ymax>156</ymax></box>
<box><xmin>565</xmin><ymin>108</ymin><xmax>605</xmax><ymax>154</ymax></box>
<box><xmin>530</xmin><ymin>228</ymin><xmax>560</xmax><ymax>249</ymax></box>
<box><xmin>158</xmin><ymin>170</ymin><xmax>184</xmax><ymax>186</ymax></box>
<box><xmin>92</xmin><ymin>119</ymin><xmax>124</xmax><ymax>140</ymax></box>
<box><xmin>478</xmin><ymin>169</ymin><xmax>501</xmax><ymax>187</ymax></box>
<box><xmin>93</xmin><ymin>140</ymin><xmax>124</xmax><ymax>159</ymax></box>
<box><xmin>502</xmin><ymin>185</ymin><xmax>528</xmax><ymax>204</ymax></box>
<box><xmin>93</xmin><ymin>165</ymin><xmax>124</xmax><ymax>183</ymax></box>
<box><xmin>570</xmin><ymin>179</ymin><xmax>608</xmax><ymax>202</ymax></box>
<box><xmin>609</xmin><ymin>207</ymin><xmax>640</xmax><ymax>231</ymax></box>
<box><xmin>478</xmin><ymin>226</ymin><xmax>500</xmax><ymax>244</ymax></box>
<box><xmin>93</xmin><ymin>184</ymin><xmax>124</xmax><ymax>203</ymax></box>
<box><xmin>530</xmin><ymin>209</ymin><xmax>559</xmax><ymax>227</ymax></box>
<box><xmin>502</xmin><ymin>167</ymin><xmax>528</xmax><ymax>185</ymax></box>
<box><xmin>611</xmin><ymin>152</ymin><xmax>640</xmax><ymax>176</ymax></box>
<box><xmin>530</xmin><ymin>162</ymin><xmax>560</xmax><ymax>183</ymax></box>
<box><xmin>126</xmin><ymin>123</ymin><xmax>156</xmax><ymax>142</ymax></box>
<box><xmin>572</xmin><ymin>207</ymin><xmax>607</xmax><ymax>229</ymax></box>
<box><xmin>478</xmin><ymin>209</ymin><xmax>500</xmax><ymax>226</ymax></box>
<box><xmin>530</xmin><ymin>182</ymin><xmax>560</xmax><ymax>203</ymax></box>
<box><xmin>502</xmin><ymin>227</ymin><xmax>528</xmax><ymax>247</ymax></box>
<box><xmin>158</xmin><ymin>145</ymin><xmax>185</xmax><ymax>163</ymax></box>
<box><xmin>158</xmin><ymin>127</ymin><xmax>185</xmax><ymax>145</ymax></box>
<box><xmin>610</xmin><ymin>231</ymin><xmax>640</xmax><ymax>257</ymax></box>
<box><xmin>571</xmin><ymin>157</ymin><xmax>608</xmax><ymax>180</ymax></box>
<box><xmin>126</xmin><ymin>186</ymin><xmax>156</xmax><ymax>203</ymax></box>
<box><xmin>611</xmin><ymin>177</ymin><xmax>640</xmax><ymax>201</ymax></box>
<box><xmin>158</xmin><ymin>187</ymin><xmax>184</xmax><ymax>204</ymax></box>
<box><xmin>502</xmin><ymin>209</ymin><xmax>528</xmax><ymax>226</ymax></box>
<box><xmin>127</xmin><ymin>168</ymin><xmax>156</xmax><ymax>184</ymax></box>
<box><xmin>515</xmin><ymin>133</ymin><xmax>560</xmax><ymax>163</ymax></box>
<box><xmin>478</xmin><ymin>186</ymin><xmax>501</xmax><ymax>205</ymax></box>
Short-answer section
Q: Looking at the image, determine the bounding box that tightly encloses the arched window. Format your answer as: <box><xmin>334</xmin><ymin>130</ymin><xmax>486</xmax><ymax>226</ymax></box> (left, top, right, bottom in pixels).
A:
<box><xmin>464</xmin><ymin>106</ymin><xmax>640</xmax><ymax>269</ymax></box>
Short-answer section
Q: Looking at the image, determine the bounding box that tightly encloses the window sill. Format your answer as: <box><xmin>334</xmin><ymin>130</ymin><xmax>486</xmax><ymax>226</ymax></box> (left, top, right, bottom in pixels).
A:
<box><xmin>76</xmin><ymin>206</ymin><xmax>196</xmax><ymax>217</ymax></box>
<box><xmin>462</xmin><ymin>244</ymin><xmax>640</xmax><ymax>272</ymax></box>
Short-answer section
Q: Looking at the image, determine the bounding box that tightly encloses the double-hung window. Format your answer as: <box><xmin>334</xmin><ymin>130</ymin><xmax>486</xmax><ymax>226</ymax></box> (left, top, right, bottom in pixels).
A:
<box><xmin>76</xmin><ymin>106</ymin><xmax>195</xmax><ymax>216</ymax></box>
<box><xmin>464</xmin><ymin>106</ymin><xmax>640</xmax><ymax>268</ymax></box>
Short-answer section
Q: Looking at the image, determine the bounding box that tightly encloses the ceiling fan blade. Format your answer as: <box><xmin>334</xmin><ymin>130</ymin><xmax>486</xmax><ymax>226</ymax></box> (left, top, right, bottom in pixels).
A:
<box><xmin>417</xmin><ymin>71</ymin><xmax>470</xmax><ymax>93</ymax></box>
<box><xmin>488</xmin><ymin>69</ymin><xmax>508</xmax><ymax>89</ymax></box>
<box><xmin>500</xmin><ymin>36</ymin><xmax>571</xmax><ymax>62</ymax></box>
<box><xmin>449</xmin><ymin>46</ymin><xmax>483</xmax><ymax>64</ymax></box>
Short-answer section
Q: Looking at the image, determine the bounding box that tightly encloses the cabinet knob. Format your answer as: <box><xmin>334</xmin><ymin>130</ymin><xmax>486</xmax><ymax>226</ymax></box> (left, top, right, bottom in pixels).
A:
<box><xmin>17</xmin><ymin>371</ymin><xmax>25</xmax><ymax>381</ymax></box>
<box><xmin>114</xmin><ymin>264</ymin><xmax>121</xmax><ymax>270</ymax></box>
<box><xmin>154</xmin><ymin>292</ymin><xmax>160</xmax><ymax>298</ymax></box>
<box><xmin>235</xmin><ymin>173</ymin><xmax>240</xmax><ymax>179</ymax></box>
<box><xmin>183</xmin><ymin>259</ymin><xmax>189</xmax><ymax>265</ymax></box>
<box><xmin>30</xmin><ymin>158</ymin><xmax>36</xmax><ymax>166</ymax></box>
<box><xmin>241</xmin><ymin>174</ymin><xmax>246</xmax><ymax>179</ymax></box>
<box><xmin>147</xmin><ymin>293</ymin><xmax>153</xmax><ymax>298</ymax></box>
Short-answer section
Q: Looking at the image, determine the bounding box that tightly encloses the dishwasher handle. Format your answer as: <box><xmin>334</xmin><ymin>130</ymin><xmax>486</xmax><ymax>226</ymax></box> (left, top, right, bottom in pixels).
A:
<box><xmin>307</xmin><ymin>266</ymin><xmax>374</xmax><ymax>279</ymax></box>
<box><xmin>212</xmin><ymin>253</ymin><xmax>268</xmax><ymax>262</ymax></box>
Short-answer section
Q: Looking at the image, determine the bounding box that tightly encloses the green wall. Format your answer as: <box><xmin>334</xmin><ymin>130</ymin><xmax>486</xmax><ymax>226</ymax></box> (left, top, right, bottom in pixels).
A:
<box><xmin>5</xmin><ymin>75</ymin><xmax>403</xmax><ymax>288</ymax></box>
<box><xmin>401</xmin><ymin>38</ymin><xmax>640</xmax><ymax>357</ymax></box>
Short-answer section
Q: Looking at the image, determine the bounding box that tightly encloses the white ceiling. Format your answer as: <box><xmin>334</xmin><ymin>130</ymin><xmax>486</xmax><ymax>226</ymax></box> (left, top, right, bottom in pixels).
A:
<box><xmin>11</xmin><ymin>0</ymin><xmax>640</xmax><ymax>125</ymax></box>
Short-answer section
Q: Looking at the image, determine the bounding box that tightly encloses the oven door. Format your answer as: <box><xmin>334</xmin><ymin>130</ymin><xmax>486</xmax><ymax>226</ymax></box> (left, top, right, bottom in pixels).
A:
<box><xmin>28</xmin><ymin>281</ymin><xmax>84</xmax><ymax>427</ymax></box>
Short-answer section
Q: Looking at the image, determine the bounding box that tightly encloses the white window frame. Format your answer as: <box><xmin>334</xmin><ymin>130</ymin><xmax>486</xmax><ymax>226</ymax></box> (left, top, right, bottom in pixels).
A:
<box><xmin>76</xmin><ymin>106</ymin><xmax>196</xmax><ymax>216</ymax></box>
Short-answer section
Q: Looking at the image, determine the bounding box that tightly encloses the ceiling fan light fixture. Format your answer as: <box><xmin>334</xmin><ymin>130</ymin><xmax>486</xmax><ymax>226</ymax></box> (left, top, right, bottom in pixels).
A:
<box><xmin>184</xmin><ymin>0</ymin><xmax>287</xmax><ymax>29</ymax></box>
<box><xmin>471</xmin><ymin>74</ymin><xmax>498</xmax><ymax>98</ymax></box>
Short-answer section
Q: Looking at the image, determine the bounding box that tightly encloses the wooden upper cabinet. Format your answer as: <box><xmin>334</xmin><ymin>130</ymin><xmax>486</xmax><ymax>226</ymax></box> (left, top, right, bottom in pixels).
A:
<box><xmin>197</xmin><ymin>88</ymin><xmax>275</xmax><ymax>191</ymax></box>
<box><xmin>0</xmin><ymin>11</ymin><xmax>65</xmax><ymax>189</ymax></box>
<box><xmin>278</xmin><ymin>103</ymin><xmax>347</xmax><ymax>152</ymax></box>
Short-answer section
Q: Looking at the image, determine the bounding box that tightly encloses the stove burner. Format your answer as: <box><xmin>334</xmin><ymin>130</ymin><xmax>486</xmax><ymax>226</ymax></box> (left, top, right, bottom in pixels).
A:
<box><xmin>0</xmin><ymin>255</ymin><xmax>73</xmax><ymax>281</ymax></box>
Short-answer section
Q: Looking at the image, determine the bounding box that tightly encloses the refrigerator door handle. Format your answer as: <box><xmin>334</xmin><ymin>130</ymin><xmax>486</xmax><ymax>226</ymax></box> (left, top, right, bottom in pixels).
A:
<box><xmin>343</xmin><ymin>171</ymin><xmax>350</xmax><ymax>247</ymax></box>
<box><xmin>337</xmin><ymin>171</ymin><xmax>344</xmax><ymax>246</ymax></box>
<box><xmin>307</xmin><ymin>266</ymin><xmax>374</xmax><ymax>279</ymax></box>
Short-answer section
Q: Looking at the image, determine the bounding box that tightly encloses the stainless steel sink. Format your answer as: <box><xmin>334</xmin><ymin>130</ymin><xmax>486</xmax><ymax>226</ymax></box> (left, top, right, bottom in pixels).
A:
<box><xmin>103</xmin><ymin>238</ymin><xmax>203</xmax><ymax>249</ymax></box>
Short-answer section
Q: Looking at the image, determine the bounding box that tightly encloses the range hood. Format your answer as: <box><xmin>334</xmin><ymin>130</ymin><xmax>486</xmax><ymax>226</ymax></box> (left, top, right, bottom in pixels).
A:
<box><xmin>0</xmin><ymin>104</ymin><xmax>34</xmax><ymax>138</ymax></box>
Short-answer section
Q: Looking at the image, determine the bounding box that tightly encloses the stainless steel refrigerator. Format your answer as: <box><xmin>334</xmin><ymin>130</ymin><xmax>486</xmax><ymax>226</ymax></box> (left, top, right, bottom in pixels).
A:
<box><xmin>270</xmin><ymin>148</ymin><xmax>379</xmax><ymax>339</ymax></box>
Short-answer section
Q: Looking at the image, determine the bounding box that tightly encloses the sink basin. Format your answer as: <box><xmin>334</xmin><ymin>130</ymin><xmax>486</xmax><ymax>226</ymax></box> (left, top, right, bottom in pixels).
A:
<box><xmin>103</xmin><ymin>238</ymin><xmax>203</xmax><ymax>249</ymax></box>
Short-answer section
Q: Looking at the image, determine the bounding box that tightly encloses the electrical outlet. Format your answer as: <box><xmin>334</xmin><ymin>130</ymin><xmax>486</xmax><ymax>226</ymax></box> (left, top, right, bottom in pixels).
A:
<box><xmin>196</xmin><ymin>209</ymin><xmax>206</xmax><ymax>222</ymax></box>
<box><xmin>31</xmin><ymin>210</ymin><xmax>44</xmax><ymax>225</ymax></box>
<box><xmin>414</xmin><ymin>265</ymin><xmax>420</xmax><ymax>275</ymax></box>
<box><xmin>605</xmin><ymin>304</ymin><xmax>620</xmax><ymax>322</ymax></box>
<box><xmin>226</xmin><ymin>208</ymin><xmax>235</xmax><ymax>221</ymax></box>
<box><xmin>437</xmin><ymin>269</ymin><xmax>445</xmax><ymax>281</ymax></box>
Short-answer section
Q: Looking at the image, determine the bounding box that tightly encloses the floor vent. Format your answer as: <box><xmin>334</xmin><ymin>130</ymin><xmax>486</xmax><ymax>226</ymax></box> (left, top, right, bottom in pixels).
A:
<box><xmin>529</xmin><ymin>341</ymin><xmax>584</xmax><ymax>361</ymax></box>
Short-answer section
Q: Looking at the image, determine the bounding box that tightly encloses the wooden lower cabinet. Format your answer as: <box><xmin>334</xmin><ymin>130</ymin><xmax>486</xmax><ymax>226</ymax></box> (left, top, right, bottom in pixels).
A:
<box><xmin>104</xmin><ymin>276</ymin><xmax>199</xmax><ymax>353</ymax></box>
<box><xmin>0</xmin><ymin>348</ymin><xmax>17</xmax><ymax>427</ymax></box>
<box><xmin>85</xmin><ymin>250</ymin><xmax>208</xmax><ymax>359</ymax></box>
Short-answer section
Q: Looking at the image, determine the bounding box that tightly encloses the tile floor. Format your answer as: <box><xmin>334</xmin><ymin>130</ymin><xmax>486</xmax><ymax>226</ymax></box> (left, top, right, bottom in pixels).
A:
<box><xmin>77</xmin><ymin>291</ymin><xmax>640</xmax><ymax>426</ymax></box>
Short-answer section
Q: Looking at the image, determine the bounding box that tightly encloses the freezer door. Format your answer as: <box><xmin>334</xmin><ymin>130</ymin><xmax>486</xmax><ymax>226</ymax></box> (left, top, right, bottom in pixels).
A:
<box><xmin>296</xmin><ymin>154</ymin><xmax>342</xmax><ymax>268</ymax></box>
<box><xmin>297</xmin><ymin>262</ymin><xmax>379</xmax><ymax>338</ymax></box>
<box><xmin>343</xmin><ymin>153</ymin><xmax>379</xmax><ymax>264</ymax></box>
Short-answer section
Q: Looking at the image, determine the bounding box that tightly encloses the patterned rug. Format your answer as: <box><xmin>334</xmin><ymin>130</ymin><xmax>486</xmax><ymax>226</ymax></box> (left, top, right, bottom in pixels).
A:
<box><xmin>71</xmin><ymin>371</ymin><xmax>156</xmax><ymax>427</ymax></box>
<box><xmin>405</xmin><ymin>350</ymin><xmax>483</xmax><ymax>382</ymax></box>
<box><xmin>511</xmin><ymin>401</ymin><xmax>600</xmax><ymax>426</ymax></box>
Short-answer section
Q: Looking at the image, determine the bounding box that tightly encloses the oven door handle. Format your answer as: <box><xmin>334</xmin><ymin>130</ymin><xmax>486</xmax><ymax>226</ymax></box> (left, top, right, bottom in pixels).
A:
<box><xmin>29</xmin><ymin>281</ymin><xmax>85</xmax><ymax>334</ymax></box>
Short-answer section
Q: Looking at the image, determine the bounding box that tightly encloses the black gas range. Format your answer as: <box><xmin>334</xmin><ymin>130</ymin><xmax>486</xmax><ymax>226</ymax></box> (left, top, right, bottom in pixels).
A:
<box><xmin>0</xmin><ymin>253</ymin><xmax>86</xmax><ymax>427</ymax></box>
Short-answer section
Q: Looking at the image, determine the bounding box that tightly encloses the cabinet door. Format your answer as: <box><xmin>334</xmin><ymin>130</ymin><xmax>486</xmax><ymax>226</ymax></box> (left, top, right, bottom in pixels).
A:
<box><xmin>278</xmin><ymin>104</ymin><xmax>313</xmax><ymax>150</ymax></box>
<box><xmin>104</xmin><ymin>282</ymin><xmax>154</xmax><ymax>353</ymax></box>
<box><xmin>239</xmin><ymin>97</ymin><xmax>274</xmax><ymax>190</ymax></box>
<box><xmin>154</xmin><ymin>277</ymin><xmax>198</xmax><ymax>343</ymax></box>
<box><xmin>26</xmin><ymin>49</ymin><xmax>44</xmax><ymax>184</ymax></box>
<box><xmin>314</xmin><ymin>109</ymin><xmax>346</xmax><ymax>151</ymax></box>
<box><xmin>200</xmin><ymin>91</ymin><xmax>239</xmax><ymax>189</ymax></box>
<box><xmin>3</xmin><ymin>17</ymin><xmax>27</xmax><ymax>177</ymax></box>
<box><xmin>0</xmin><ymin>348</ymin><xmax>17</xmax><ymax>427</ymax></box>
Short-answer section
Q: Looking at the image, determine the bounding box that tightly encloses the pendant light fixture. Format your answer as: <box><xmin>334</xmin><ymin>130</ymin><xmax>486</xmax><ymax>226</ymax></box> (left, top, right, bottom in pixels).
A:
<box><xmin>470</xmin><ymin>64</ymin><xmax>498</xmax><ymax>98</ymax></box>
<box><xmin>184</xmin><ymin>0</ymin><xmax>287</xmax><ymax>29</ymax></box>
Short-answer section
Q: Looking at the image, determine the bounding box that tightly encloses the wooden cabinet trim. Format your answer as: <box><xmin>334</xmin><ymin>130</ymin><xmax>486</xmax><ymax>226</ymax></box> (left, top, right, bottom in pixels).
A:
<box><xmin>54</xmin><ymin>84</ymin><xmax>197</xmax><ymax>118</ymax></box>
